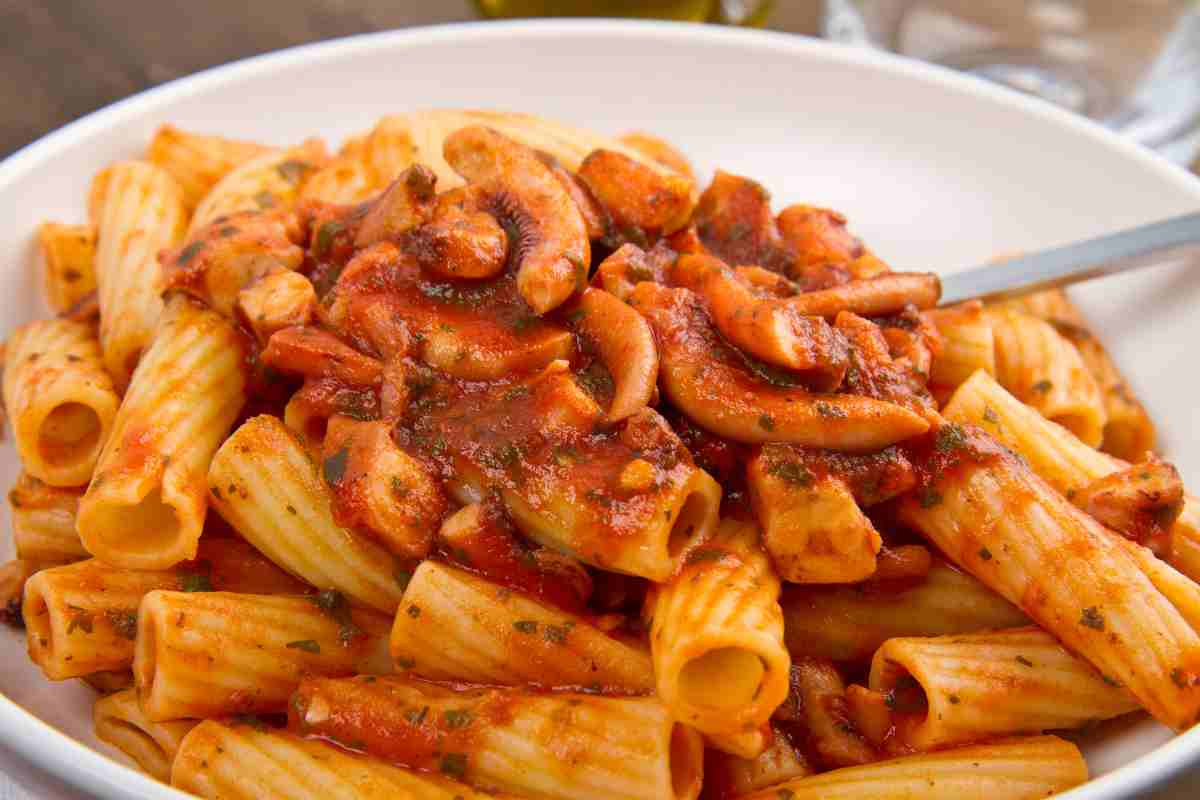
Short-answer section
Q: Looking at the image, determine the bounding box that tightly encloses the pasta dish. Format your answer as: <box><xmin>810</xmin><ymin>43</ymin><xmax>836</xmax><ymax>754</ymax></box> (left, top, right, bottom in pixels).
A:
<box><xmin>2</xmin><ymin>109</ymin><xmax>1197</xmax><ymax>799</ymax></box>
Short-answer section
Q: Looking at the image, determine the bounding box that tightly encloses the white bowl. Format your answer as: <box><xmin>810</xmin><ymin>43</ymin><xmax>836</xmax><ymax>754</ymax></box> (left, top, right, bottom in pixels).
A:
<box><xmin>1</xmin><ymin>18</ymin><xmax>1198</xmax><ymax>800</ymax></box>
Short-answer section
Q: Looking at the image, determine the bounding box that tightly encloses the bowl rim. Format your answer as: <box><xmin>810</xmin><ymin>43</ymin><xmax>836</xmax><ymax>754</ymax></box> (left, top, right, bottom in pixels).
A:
<box><xmin>2</xmin><ymin>17</ymin><xmax>1198</xmax><ymax>800</ymax></box>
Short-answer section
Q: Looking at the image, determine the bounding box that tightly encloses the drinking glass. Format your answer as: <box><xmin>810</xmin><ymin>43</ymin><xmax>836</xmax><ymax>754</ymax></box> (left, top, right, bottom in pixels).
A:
<box><xmin>823</xmin><ymin>1</ymin><xmax>1200</xmax><ymax>160</ymax></box>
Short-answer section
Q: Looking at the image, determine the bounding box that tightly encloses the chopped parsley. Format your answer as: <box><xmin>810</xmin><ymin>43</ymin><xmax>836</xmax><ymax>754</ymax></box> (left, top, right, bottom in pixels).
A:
<box><xmin>543</xmin><ymin>623</ymin><xmax>572</xmax><ymax>645</ymax></box>
<box><xmin>394</xmin><ymin>567</ymin><xmax>413</xmax><ymax>592</ymax></box>
<box><xmin>106</xmin><ymin>609</ymin><xmax>138</xmax><ymax>640</ymax></box>
<box><xmin>440</xmin><ymin>752</ymin><xmax>468</xmax><ymax>778</ymax></box>
<box><xmin>405</xmin><ymin>705</ymin><xmax>429</xmax><ymax>725</ymax></box>
<box><xmin>918</xmin><ymin>487</ymin><xmax>943</xmax><ymax>508</ymax></box>
<box><xmin>978</xmin><ymin>546</ymin><xmax>992</xmax><ymax>561</ymax></box>
<box><xmin>1032</xmin><ymin>379</ymin><xmax>1053</xmax><ymax>394</ymax></box>
<box><xmin>758</xmin><ymin>414</ymin><xmax>776</xmax><ymax>432</ymax></box>
<box><xmin>1079</xmin><ymin>606</ymin><xmax>1105</xmax><ymax>631</ymax></box>
<box><xmin>286</xmin><ymin>639</ymin><xmax>321</xmax><ymax>654</ymax></box>
<box><xmin>513</xmin><ymin>620</ymin><xmax>538</xmax><ymax>634</ymax></box>
<box><xmin>1016</xmin><ymin>655</ymin><xmax>1034</xmax><ymax>667</ymax></box>
<box><xmin>815</xmin><ymin>401</ymin><xmax>848</xmax><ymax>419</ymax></box>
<box><xmin>767</xmin><ymin>460</ymin><xmax>814</xmax><ymax>488</ymax></box>
<box><xmin>685</xmin><ymin>548</ymin><xmax>727</xmax><ymax>565</ymax></box>
<box><xmin>323</xmin><ymin>447</ymin><xmax>349</xmax><ymax>486</ymax></box>
<box><xmin>982</xmin><ymin>407</ymin><xmax>1000</xmax><ymax>424</ymax></box>
<box><xmin>314</xmin><ymin>220</ymin><xmax>344</xmax><ymax>256</ymax></box>
<box><xmin>934</xmin><ymin>424</ymin><xmax>967</xmax><ymax>453</ymax></box>
<box><xmin>443</xmin><ymin>709</ymin><xmax>473</xmax><ymax>729</ymax></box>
<box><xmin>176</xmin><ymin>240</ymin><xmax>205</xmax><ymax>265</ymax></box>
<box><xmin>309</xmin><ymin>590</ymin><xmax>363</xmax><ymax>644</ymax></box>
<box><xmin>1171</xmin><ymin>668</ymin><xmax>1189</xmax><ymax>688</ymax></box>
<box><xmin>179</xmin><ymin>572</ymin><xmax>214</xmax><ymax>593</ymax></box>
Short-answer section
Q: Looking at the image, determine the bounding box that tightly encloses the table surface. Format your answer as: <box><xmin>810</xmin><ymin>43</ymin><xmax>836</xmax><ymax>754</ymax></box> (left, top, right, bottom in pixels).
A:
<box><xmin>3</xmin><ymin>1</ymin><xmax>1199</xmax><ymax>798</ymax></box>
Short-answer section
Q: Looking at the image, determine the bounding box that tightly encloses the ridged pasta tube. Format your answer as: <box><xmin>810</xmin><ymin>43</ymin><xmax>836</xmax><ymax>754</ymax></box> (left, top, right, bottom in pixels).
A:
<box><xmin>145</xmin><ymin>125</ymin><xmax>271</xmax><ymax>211</ymax></box>
<box><xmin>37</xmin><ymin>222</ymin><xmax>97</xmax><ymax>313</ymax></box>
<box><xmin>289</xmin><ymin>675</ymin><xmax>705</xmax><ymax>800</ymax></box>
<box><xmin>9</xmin><ymin>474</ymin><xmax>87</xmax><ymax>564</ymax></box>
<box><xmin>390</xmin><ymin>561</ymin><xmax>653</xmax><ymax>692</ymax></box>
<box><xmin>649</xmin><ymin>519</ymin><xmax>790</xmax><ymax>753</ymax></box>
<box><xmin>172</xmin><ymin>721</ymin><xmax>506</xmax><ymax>799</ymax></box>
<box><xmin>207</xmin><ymin>415</ymin><xmax>406</xmax><ymax>612</ymax></box>
<box><xmin>93</xmin><ymin>688</ymin><xmax>198</xmax><ymax>781</ymax></box>
<box><xmin>2</xmin><ymin>319</ymin><xmax>118</xmax><ymax>486</ymax></box>
<box><xmin>868</xmin><ymin>627</ymin><xmax>1138</xmax><ymax>750</ymax></box>
<box><xmin>89</xmin><ymin>161</ymin><xmax>187</xmax><ymax>387</ymax></box>
<box><xmin>78</xmin><ymin>296</ymin><xmax>246</xmax><ymax>569</ymax></box>
<box><xmin>134</xmin><ymin>591</ymin><xmax>392</xmax><ymax>721</ymax></box>
<box><xmin>733</xmin><ymin>736</ymin><xmax>1087</xmax><ymax>800</ymax></box>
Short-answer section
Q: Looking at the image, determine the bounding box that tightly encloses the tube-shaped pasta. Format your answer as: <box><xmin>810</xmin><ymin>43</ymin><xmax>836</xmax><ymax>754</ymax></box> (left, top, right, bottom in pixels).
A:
<box><xmin>390</xmin><ymin>561</ymin><xmax>653</xmax><ymax>692</ymax></box>
<box><xmin>9</xmin><ymin>473</ymin><xmax>87</xmax><ymax>564</ymax></box>
<box><xmin>289</xmin><ymin>675</ymin><xmax>705</xmax><ymax>800</ymax></box>
<box><xmin>986</xmin><ymin>307</ymin><xmax>1106</xmax><ymax>447</ymax></box>
<box><xmin>747</xmin><ymin>449</ymin><xmax>881</xmax><ymax>584</ymax></box>
<box><xmin>172</xmin><ymin>721</ymin><xmax>508</xmax><ymax>800</ymax></box>
<box><xmin>77</xmin><ymin>296</ymin><xmax>246</xmax><ymax>569</ymax></box>
<box><xmin>188</xmin><ymin>140</ymin><xmax>327</xmax><ymax>234</ymax></box>
<box><xmin>780</xmin><ymin>560</ymin><xmax>1027</xmax><ymax>662</ymax></box>
<box><xmin>704</xmin><ymin>726</ymin><xmax>813</xmax><ymax>800</ymax></box>
<box><xmin>926</xmin><ymin>301</ymin><xmax>994</xmax><ymax>392</ymax></box>
<box><xmin>90</xmin><ymin>161</ymin><xmax>187</xmax><ymax>387</ymax></box>
<box><xmin>733</xmin><ymin>736</ymin><xmax>1087</xmax><ymax>800</ymax></box>
<box><xmin>868</xmin><ymin>627</ymin><xmax>1138</xmax><ymax>750</ymax></box>
<box><xmin>37</xmin><ymin>222</ymin><xmax>97</xmax><ymax>313</ymax></box>
<box><xmin>896</xmin><ymin>424</ymin><xmax>1200</xmax><ymax>731</ymax></box>
<box><xmin>2</xmin><ymin>320</ymin><xmax>118</xmax><ymax>486</ymax></box>
<box><xmin>1003</xmin><ymin>289</ymin><xmax>1155</xmax><ymax>460</ymax></box>
<box><xmin>207</xmin><ymin>415</ymin><xmax>406</xmax><ymax>612</ymax></box>
<box><xmin>145</xmin><ymin>125</ymin><xmax>272</xmax><ymax>210</ymax></box>
<box><xmin>93</xmin><ymin>688</ymin><xmax>198</xmax><ymax>782</ymax></box>
<box><xmin>943</xmin><ymin>369</ymin><xmax>1200</xmax><ymax>582</ymax></box>
<box><xmin>134</xmin><ymin>590</ymin><xmax>391</xmax><ymax>721</ymax></box>
<box><xmin>22</xmin><ymin>539</ymin><xmax>309</xmax><ymax>680</ymax></box>
<box><xmin>649</xmin><ymin>519</ymin><xmax>789</xmax><ymax>752</ymax></box>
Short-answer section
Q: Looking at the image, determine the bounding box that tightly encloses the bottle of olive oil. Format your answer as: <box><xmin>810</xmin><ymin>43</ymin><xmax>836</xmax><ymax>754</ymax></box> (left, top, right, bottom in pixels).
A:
<box><xmin>474</xmin><ymin>0</ymin><xmax>772</xmax><ymax>25</ymax></box>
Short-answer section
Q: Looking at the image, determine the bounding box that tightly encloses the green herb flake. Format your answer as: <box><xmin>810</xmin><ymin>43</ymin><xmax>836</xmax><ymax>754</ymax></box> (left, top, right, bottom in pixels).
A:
<box><xmin>513</xmin><ymin>620</ymin><xmax>538</xmax><ymax>634</ymax></box>
<box><xmin>405</xmin><ymin>705</ymin><xmax>429</xmax><ymax>725</ymax></box>
<box><xmin>323</xmin><ymin>447</ymin><xmax>349</xmax><ymax>486</ymax></box>
<box><xmin>565</xmin><ymin>309</ymin><xmax>587</xmax><ymax>325</ymax></box>
<box><xmin>982</xmin><ymin>407</ymin><xmax>1000</xmax><ymax>424</ymax></box>
<box><xmin>1080</xmin><ymin>606</ymin><xmax>1105</xmax><ymax>631</ymax></box>
<box><xmin>1171</xmin><ymin>668</ymin><xmax>1189</xmax><ymax>688</ymax></box>
<box><xmin>233</xmin><ymin>714</ymin><xmax>267</xmax><ymax>732</ymax></box>
<box><xmin>978</xmin><ymin>546</ymin><xmax>992</xmax><ymax>561</ymax></box>
<box><xmin>253</xmin><ymin>191</ymin><xmax>276</xmax><ymax>210</ymax></box>
<box><xmin>1016</xmin><ymin>655</ymin><xmax>1034</xmax><ymax>667</ymax></box>
<box><xmin>286</xmin><ymin>639</ymin><xmax>321</xmax><ymax>654</ymax></box>
<box><xmin>176</xmin><ymin>240</ymin><xmax>205</xmax><ymax>265</ymax></box>
<box><xmin>777</xmin><ymin>790</ymin><xmax>795</xmax><ymax>800</ymax></box>
<box><xmin>686</xmin><ymin>548</ymin><xmax>727</xmax><ymax>565</ymax></box>
<box><xmin>543</xmin><ymin>624</ymin><xmax>571</xmax><ymax>645</ymax></box>
<box><xmin>1101</xmin><ymin>674</ymin><xmax>1123</xmax><ymax>688</ymax></box>
<box><xmin>275</xmin><ymin>160</ymin><xmax>311</xmax><ymax>184</ymax></box>
<box><xmin>395</xmin><ymin>656</ymin><xmax>416</xmax><ymax>669</ymax></box>
<box><xmin>315</xmin><ymin>220</ymin><xmax>344</xmax><ymax>256</ymax></box>
<box><xmin>394</xmin><ymin>567</ymin><xmax>413</xmax><ymax>592</ymax></box>
<box><xmin>106</xmin><ymin>609</ymin><xmax>138</xmax><ymax>640</ymax></box>
<box><xmin>767</xmin><ymin>460</ymin><xmax>813</xmax><ymax>488</ymax></box>
<box><xmin>918</xmin><ymin>487</ymin><xmax>943</xmax><ymax>508</ymax></box>
<box><xmin>1032</xmin><ymin>379</ymin><xmax>1053</xmax><ymax>394</ymax></box>
<box><xmin>934</xmin><ymin>424</ymin><xmax>967</xmax><ymax>453</ymax></box>
<box><xmin>815</xmin><ymin>401</ymin><xmax>848</xmax><ymax>419</ymax></box>
<box><xmin>179</xmin><ymin>572</ymin><xmax>214</xmax><ymax>593</ymax></box>
<box><xmin>948</xmin><ymin>694</ymin><xmax>960</xmax><ymax>704</ymax></box>
<box><xmin>309</xmin><ymin>590</ymin><xmax>364</xmax><ymax>644</ymax></box>
<box><xmin>503</xmin><ymin>384</ymin><xmax>531</xmax><ymax>402</ymax></box>
<box><xmin>443</xmin><ymin>709</ymin><xmax>473</xmax><ymax>729</ymax></box>
<box><xmin>440</xmin><ymin>752</ymin><xmax>468</xmax><ymax>778</ymax></box>
<box><xmin>509</xmin><ymin>315</ymin><xmax>538</xmax><ymax>334</ymax></box>
<box><xmin>407</xmin><ymin>604</ymin><xmax>421</xmax><ymax>618</ymax></box>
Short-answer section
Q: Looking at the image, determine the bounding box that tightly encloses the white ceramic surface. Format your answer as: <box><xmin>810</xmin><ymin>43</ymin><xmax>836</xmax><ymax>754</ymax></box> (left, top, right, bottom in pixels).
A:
<box><xmin>0</xmin><ymin>19</ymin><xmax>1198</xmax><ymax>800</ymax></box>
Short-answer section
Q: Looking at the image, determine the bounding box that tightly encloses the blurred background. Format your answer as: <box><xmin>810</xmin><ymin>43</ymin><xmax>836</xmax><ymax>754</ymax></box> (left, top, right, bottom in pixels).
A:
<box><xmin>5</xmin><ymin>1</ymin><xmax>1199</xmax><ymax>167</ymax></box>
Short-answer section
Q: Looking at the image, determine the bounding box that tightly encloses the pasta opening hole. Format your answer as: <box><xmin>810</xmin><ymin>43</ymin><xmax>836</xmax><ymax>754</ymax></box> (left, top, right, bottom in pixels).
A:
<box><xmin>668</xmin><ymin>723</ymin><xmax>703</xmax><ymax>800</ymax></box>
<box><xmin>99</xmin><ymin>718</ymin><xmax>170</xmax><ymax>781</ymax></box>
<box><xmin>678</xmin><ymin>648</ymin><xmax>764</xmax><ymax>711</ymax></box>
<box><xmin>38</xmin><ymin>402</ymin><xmax>102</xmax><ymax>467</ymax></box>
<box><xmin>668</xmin><ymin>491</ymin><xmax>710</xmax><ymax>558</ymax></box>
<box><xmin>92</xmin><ymin>489</ymin><xmax>183</xmax><ymax>558</ymax></box>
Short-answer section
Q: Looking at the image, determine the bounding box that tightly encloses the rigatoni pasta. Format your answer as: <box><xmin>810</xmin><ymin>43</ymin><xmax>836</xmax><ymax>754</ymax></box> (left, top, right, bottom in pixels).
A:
<box><xmin>94</xmin><ymin>688</ymin><xmax>198</xmax><ymax>782</ymax></box>
<box><xmin>649</xmin><ymin>519</ymin><xmax>789</xmax><ymax>754</ymax></box>
<box><xmin>0</xmin><ymin>111</ymin><xmax>1194</xmax><ymax>798</ymax></box>
<box><xmin>89</xmin><ymin>160</ymin><xmax>187</xmax><ymax>387</ymax></box>
<box><xmin>134</xmin><ymin>590</ymin><xmax>391</xmax><ymax>721</ymax></box>
<box><xmin>77</xmin><ymin>295</ymin><xmax>246</xmax><ymax>569</ymax></box>
<box><xmin>37</xmin><ymin>222</ymin><xmax>97</xmax><ymax>313</ymax></box>
<box><xmin>2</xmin><ymin>319</ymin><xmax>118</xmax><ymax>487</ymax></box>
